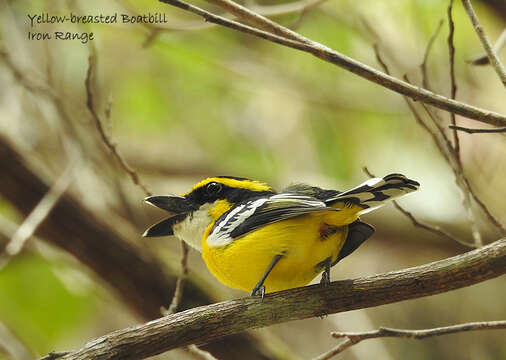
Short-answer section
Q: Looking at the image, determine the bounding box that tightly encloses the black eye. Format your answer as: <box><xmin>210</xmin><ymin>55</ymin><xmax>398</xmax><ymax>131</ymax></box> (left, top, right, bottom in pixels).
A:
<box><xmin>206</xmin><ymin>182</ymin><xmax>222</xmax><ymax>196</ymax></box>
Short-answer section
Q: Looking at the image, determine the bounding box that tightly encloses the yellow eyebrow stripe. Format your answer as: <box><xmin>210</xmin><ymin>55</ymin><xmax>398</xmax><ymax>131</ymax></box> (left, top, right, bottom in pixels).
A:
<box><xmin>182</xmin><ymin>177</ymin><xmax>272</xmax><ymax>196</ymax></box>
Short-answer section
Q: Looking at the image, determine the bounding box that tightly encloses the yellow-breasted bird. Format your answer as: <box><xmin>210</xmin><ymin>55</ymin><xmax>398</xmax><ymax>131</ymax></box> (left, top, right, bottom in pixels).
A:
<box><xmin>143</xmin><ymin>174</ymin><xmax>419</xmax><ymax>296</ymax></box>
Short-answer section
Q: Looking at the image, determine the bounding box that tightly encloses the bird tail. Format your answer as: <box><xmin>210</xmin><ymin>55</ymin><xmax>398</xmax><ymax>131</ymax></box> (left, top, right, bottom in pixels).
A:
<box><xmin>326</xmin><ymin>173</ymin><xmax>420</xmax><ymax>215</ymax></box>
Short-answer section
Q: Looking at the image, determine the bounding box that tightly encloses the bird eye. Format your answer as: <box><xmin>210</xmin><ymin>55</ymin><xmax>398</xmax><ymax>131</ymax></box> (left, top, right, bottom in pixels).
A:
<box><xmin>206</xmin><ymin>182</ymin><xmax>222</xmax><ymax>195</ymax></box>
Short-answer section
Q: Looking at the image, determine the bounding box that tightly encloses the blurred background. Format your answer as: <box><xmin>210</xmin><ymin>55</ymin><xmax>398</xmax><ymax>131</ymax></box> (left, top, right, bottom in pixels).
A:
<box><xmin>0</xmin><ymin>0</ymin><xmax>505</xmax><ymax>359</ymax></box>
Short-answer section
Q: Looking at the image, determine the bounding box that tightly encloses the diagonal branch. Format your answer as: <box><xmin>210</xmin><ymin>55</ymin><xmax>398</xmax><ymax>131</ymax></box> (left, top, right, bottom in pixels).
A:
<box><xmin>313</xmin><ymin>321</ymin><xmax>506</xmax><ymax>360</ymax></box>
<box><xmin>447</xmin><ymin>0</ymin><xmax>460</xmax><ymax>161</ymax></box>
<box><xmin>157</xmin><ymin>0</ymin><xmax>506</xmax><ymax>127</ymax></box>
<box><xmin>469</xmin><ymin>28</ymin><xmax>506</xmax><ymax>66</ymax></box>
<box><xmin>52</xmin><ymin>238</ymin><xmax>506</xmax><ymax>360</ymax></box>
<box><xmin>85</xmin><ymin>56</ymin><xmax>152</xmax><ymax>197</ymax></box>
<box><xmin>0</xmin><ymin>157</ymin><xmax>79</xmax><ymax>269</ymax></box>
<box><xmin>449</xmin><ymin>125</ymin><xmax>506</xmax><ymax>133</ymax></box>
<box><xmin>461</xmin><ymin>0</ymin><xmax>506</xmax><ymax>87</ymax></box>
<box><xmin>421</xmin><ymin>19</ymin><xmax>444</xmax><ymax>91</ymax></box>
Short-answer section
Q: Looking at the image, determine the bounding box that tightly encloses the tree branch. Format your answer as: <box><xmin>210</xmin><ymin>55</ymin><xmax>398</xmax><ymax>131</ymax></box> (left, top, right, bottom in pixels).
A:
<box><xmin>449</xmin><ymin>125</ymin><xmax>506</xmax><ymax>134</ymax></box>
<box><xmin>447</xmin><ymin>0</ymin><xmax>460</xmax><ymax>161</ymax></box>
<box><xmin>85</xmin><ymin>55</ymin><xmax>152</xmax><ymax>197</ymax></box>
<box><xmin>164</xmin><ymin>240</ymin><xmax>190</xmax><ymax>314</ymax></box>
<box><xmin>313</xmin><ymin>321</ymin><xmax>506</xmax><ymax>360</ymax></box>
<box><xmin>157</xmin><ymin>0</ymin><xmax>506</xmax><ymax>127</ymax></box>
<box><xmin>421</xmin><ymin>19</ymin><xmax>444</xmax><ymax>91</ymax></box>
<box><xmin>53</xmin><ymin>238</ymin><xmax>506</xmax><ymax>360</ymax></box>
<box><xmin>468</xmin><ymin>28</ymin><xmax>506</xmax><ymax>66</ymax></box>
<box><xmin>461</xmin><ymin>0</ymin><xmax>506</xmax><ymax>87</ymax></box>
<box><xmin>0</xmin><ymin>157</ymin><xmax>78</xmax><ymax>269</ymax></box>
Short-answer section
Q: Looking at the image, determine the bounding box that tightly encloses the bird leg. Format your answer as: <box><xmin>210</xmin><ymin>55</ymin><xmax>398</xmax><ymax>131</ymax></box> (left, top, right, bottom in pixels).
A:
<box><xmin>251</xmin><ymin>254</ymin><xmax>283</xmax><ymax>298</ymax></box>
<box><xmin>320</xmin><ymin>257</ymin><xmax>331</xmax><ymax>286</ymax></box>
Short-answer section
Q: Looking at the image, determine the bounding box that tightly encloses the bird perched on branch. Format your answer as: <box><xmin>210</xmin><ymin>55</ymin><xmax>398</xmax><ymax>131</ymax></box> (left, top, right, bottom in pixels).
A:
<box><xmin>144</xmin><ymin>174</ymin><xmax>419</xmax><ymax>297</ymax></box>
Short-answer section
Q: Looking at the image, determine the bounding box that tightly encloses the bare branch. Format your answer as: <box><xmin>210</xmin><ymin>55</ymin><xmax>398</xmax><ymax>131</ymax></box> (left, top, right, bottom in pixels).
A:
<box><xmin>0</xmin><ymin>158</ymin><xmax>78</xmax><ymax>269</ymax></box>
<box><xmin>39</xmin><ymin>352</ymin><xmax>69</xmax><ymax>360</ymax></box>
<box><xmin>372</xmin><ymin>44</ymin><xmax>390</xmax><ymax>75</ymax></box>
<box><xmin>0</xmin><ymin>321</ymin><xmax>35</xmax><ymax>360</ymax></box>
<box><xmin>461</xmin><ymin>0</ymin><xmax>506</xmax><ymax>87</ymax></box>
<box><xmin>463</xmin><ymin>177</ymin><xmax>506</xmax><ymax>236</ymax></box>
<box><xmin>163</xmin><ymin>240</ymin><xmax>190</xmax><ymax>314</ymax></box>
<box><xmin>421</xmin><ymin>19</ymin><xmax>444</xmax><ymax>91</ymax></box>
<box><xmin>85</xmin><ymin>55</ymin><xmax>152</xmax><ymax>196</ymax></box>
<box><xmin>314</xmin><ymin>321</ymin><xmax>506</xmax><ymax>360</ymax></box>
<box><xmin>449</xmin><ymin>125</ymin><xmax>506</xmax><ymax>134</ymax></box>
<box><xmin>120</xmin><ymin>0</ymin><xmax>330</xmax><ymax>39</ymax></box>
<box><xmin>288</xmin><ymin>0</ymin><xmax>328</xmax><ymax>30</ymax></box>
<box><xmin>203</xmin><ymin>0</ymin><xmax>308</xmax><ymax>43</ymax></box>
<box><xmin>157</xmin><ymin>0</ymin><xmax>506</xmax><ymax>127</ymax></box>
<box><xmin>185</xmin><ymin>345</ymin><xmax>219</xmax><ymax>360</ymax></box>
<box><xmin>49</xmin><ymin>239</ymin><xmax>506</xmax><ymax>360</ymax></box>
<box><xmin>469</xmin><ymin>28</ymin><xmax>506</xmax><ymax>66</ymax></box>
<box><xmin>447</xmin><ymin>0</ymin><xmax>460</xmax><ymax>162</ymax></box>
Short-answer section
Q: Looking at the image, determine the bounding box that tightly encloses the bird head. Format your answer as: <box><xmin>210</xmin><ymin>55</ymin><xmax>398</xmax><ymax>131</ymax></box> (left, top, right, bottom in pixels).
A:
<box><xmin>143</xmin><ymin>176</ymin><xmax>274</xmax><ymax>250</ymax></box>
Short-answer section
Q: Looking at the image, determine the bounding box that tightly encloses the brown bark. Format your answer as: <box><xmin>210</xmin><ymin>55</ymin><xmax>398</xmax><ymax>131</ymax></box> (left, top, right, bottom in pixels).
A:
<box><xmin>57</xmin><ymin>237</ymin><xmax>506</xmax><ymax>360</ymax></box>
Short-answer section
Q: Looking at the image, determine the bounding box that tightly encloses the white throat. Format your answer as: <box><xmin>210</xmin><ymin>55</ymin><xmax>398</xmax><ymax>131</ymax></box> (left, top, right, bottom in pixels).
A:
<box><xmin>172</xmin><ymin>203</ymin><xmax>213</xmax><ymax>252</ymax></box>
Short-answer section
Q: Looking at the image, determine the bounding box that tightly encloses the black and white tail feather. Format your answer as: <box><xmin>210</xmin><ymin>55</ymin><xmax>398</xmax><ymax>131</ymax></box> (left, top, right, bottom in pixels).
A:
<box><xmin>326</xmin><ymin>173</ymin><xmax>419</xmax><ymax>214</ymax></box>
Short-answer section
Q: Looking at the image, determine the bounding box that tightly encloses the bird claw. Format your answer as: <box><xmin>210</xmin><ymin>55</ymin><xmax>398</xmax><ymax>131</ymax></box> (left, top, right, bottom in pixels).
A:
<box><xmin>320</xmin><ymin>269</ymin><xmax>331</xmax><ymax>286</ymax></box>
<box><xmin>251</xmin><ymin>285</ymin><xmax>266</xmax><ymax>299</ymax></box>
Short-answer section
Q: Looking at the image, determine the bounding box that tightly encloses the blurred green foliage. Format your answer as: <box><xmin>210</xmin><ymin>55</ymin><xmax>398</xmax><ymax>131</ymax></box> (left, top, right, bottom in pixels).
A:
<box><xmin>0</xmin><ymin>254</ymin><xmax>97</xmax><ymax>355</ymax></box>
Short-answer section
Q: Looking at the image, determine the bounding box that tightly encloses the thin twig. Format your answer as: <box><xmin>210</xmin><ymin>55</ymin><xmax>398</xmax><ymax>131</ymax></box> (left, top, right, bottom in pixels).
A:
<box><xmin>373</xmin><ymin>46</ymin><xmax>452</xmax><ymax>165</ymax></box>
<box><xmin>313</xmin><ymin>321</ymin><xmax>506</xmax><ymax>360</ymax></box>
<box><xmin>362</xmin><ymin>167</ymin><xmax>473</xmax><ymax>248</ymax></box>
<box><xmin>449</xmin><ymin>125</ymin><xmax>506</xmax><ymax>134</ymax></box>
<box><xmin>463</xmin><ymin>177</ymin><xmax>506</xmax><ymax>235</ymax></box>
<box><xmin>288</xmin><ymin>0</ymin><xmax>328</xmax><ymax>30</ymax></box>
<box><xmin>39</xmin><ymin>352</ymin><xmax>70</xmax><ymax>360</ymax></box>
<box><xmin>203</xmin><ymin>0</ymin><xmax>309</xmax><ymax>43</ymax></box>
<box><xmin>163</xmin><ymin>240</ymin><xmax>190</xmax><ymax>314</ymax></box>
<box><xmin>185</xmin><ymin>345</ymin><xmax>219</xmax><ymax>360</ymax></box>
<box><xmin>420</xmin><ymin>103</ymin><xmax>454</xmax><ymax>155</ymax></box>
<box><xmin>447</xmin><ymin>0</ymin><xmax>460</xmax><ymax>162</ymax></box>
<box><xmin>85</xmin><ymin>55</ymin><xmax>152</xmax><ymax>197</ymax></box>
<box><xmin>120</xmin><ymin>0</ymin><xmax>330</xmax><ymax>39</ymax></box>
<box><xmin>156</xmin><ymin>0</ymin><xmax>506</xmax><ymax>127</ymax></box>
<box><xmin>0</xmin><ymin>159</ymin><xmax>78</xmax><ymax>269</ymax></box>
<box><xmin>374</xmin><ymin>46</ymin><xmax>452</xmax><ymax>166</ymax></box>
<box><xmin>460</xmin><ymin>179</ymin><xmax>483</xmax><ymax>247</ymax></box>
<box><xmin>461</xmin><ymin>0</ymin><xmax>506</xmax><ymax>87</ymax></box>
<box><xmin>421</xmin><ymin>19</ymin><xmax>444</xmax><ymax>91</ymax></box>
<box><xmin>403</xmin><ymin>76</ymin><xmax>484</xmax><ymax>246</ymax></box>
<box><xmin>104</xmin><ymin>93</ymin><xmax>114</xmax><ymax>135</ymax></box>
<box><xmin>0</xmin><ymin>321</ymin><xmax>36</xmax><ymax>360</ymax></box>
<box><xmin>469</xmin><ymin>28</ymin><xmax>506</xmax><ymax>66</ymax></box>
<box><xmin>373</xmin><ymin>44</ymin><xmax>390</xmax><ymax>75</ymax></box>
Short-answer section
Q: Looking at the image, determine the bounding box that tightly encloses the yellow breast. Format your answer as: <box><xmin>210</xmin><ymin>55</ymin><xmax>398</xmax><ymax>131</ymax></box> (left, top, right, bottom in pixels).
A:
<box><xmin>201</xmin><ymin>212</ymin><xmax>349</xmax><ymax>293</ymax></box>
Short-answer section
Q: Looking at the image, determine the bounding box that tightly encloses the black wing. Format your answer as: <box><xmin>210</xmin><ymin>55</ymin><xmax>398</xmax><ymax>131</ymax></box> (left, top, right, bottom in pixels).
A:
<box><xmin>207</xmin><ymin>193</ymin><xmax>336</xmax><ymax>245</ymax></box>
<box><xmin>332</xmin><ymin>220</ymin><xmax>375</xmax><ymax>266</ymax></box>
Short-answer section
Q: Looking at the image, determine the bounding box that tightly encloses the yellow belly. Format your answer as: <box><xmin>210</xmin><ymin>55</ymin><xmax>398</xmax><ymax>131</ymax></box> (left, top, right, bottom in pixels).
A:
<box><xmin>201</xmin><ymin>210</ymin><xmax>355</xmax><ymax>293</ymax></box>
